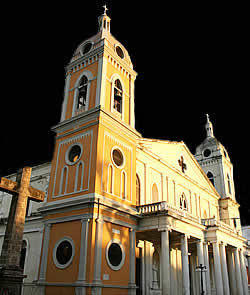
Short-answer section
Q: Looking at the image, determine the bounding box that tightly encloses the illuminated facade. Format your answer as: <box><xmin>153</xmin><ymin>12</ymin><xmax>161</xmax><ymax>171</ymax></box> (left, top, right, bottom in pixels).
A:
<box><xmin>0</xmin><ymin>7</ymin><xmax>249</xmax><ymax>295</ymax></box>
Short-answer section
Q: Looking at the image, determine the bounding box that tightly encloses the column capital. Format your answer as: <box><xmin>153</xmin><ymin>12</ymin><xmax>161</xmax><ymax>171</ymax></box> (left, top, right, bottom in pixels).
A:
<box><xmin>196</xmin><ymin>238</ymin><xmax>205</xmax><ymax>243</ymax></box>
<box><xmin>81</xmin><ymin>218</ymin><xmax>90</xmax><ymax>224</ymax></box>
<box><xmin>181</xmin><ymin>233</ymin><xmax>190</xmax><ymax>239</ymax></box>
<box><xmin>158</xmin><ymin>226</ymin><xmax>171</xmax><ymax>232</ymax></box>
<box><xmin>95</xmin><ymin>218</ymin><xmax>104</xmax><ymax>224</ymax></box>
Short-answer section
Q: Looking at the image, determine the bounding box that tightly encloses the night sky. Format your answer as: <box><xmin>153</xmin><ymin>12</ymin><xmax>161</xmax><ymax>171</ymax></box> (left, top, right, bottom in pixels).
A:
<box><xmin>1</xmin><ymin>2</ymin><xmax>249</xmax><ymax>223</ymax></box>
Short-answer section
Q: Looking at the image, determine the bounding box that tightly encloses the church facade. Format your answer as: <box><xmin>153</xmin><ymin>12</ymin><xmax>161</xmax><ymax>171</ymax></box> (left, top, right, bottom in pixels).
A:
<box><xmin>0</xmin><ymin>8</ymin><xmax>249</xmax><ymax>295</ymax></box>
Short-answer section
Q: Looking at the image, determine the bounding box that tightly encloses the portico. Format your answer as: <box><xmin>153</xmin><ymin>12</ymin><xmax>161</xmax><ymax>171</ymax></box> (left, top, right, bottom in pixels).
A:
<box><xmin>136</xmin><ymin>201</ymin><xmax>248</xmax><ymax>295</ymax></box>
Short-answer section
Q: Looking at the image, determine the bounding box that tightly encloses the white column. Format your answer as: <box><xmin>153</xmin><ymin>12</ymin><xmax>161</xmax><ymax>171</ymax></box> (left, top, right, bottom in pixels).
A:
<box><xmin>233</xmin><ymin>247</ymin><xmax>244</xmax><ymax>295</ymax></box>
<box><xmin>95</xmin><ymin>54</ymin><xmax>107</xmax><ymax>108</ymax></box>
<box><xmin>239</xmin><ymin>249</ymin><xmax>249</xmax><ymax>295</ymax></box>
<box><xmin>39</xmin><ymin>223</ymin><xmax>51</xmax><ymax>282</ymax></box>
<box><xmin>227</xmin><ymin>249</ymin><xmax>237</xmax><ymax>295</ymax></box>
<box><xmin>92</xmin><ymin>218</ymin><xmax>104</xmax><ymax>295</ymax></box>
<box><xmin>161</xmin><ymin>229</ymin><xmax>171</xmax><ymax>295</ymax></box>
<box><xmin>219</xmin><ymin>242</ymin><xmax>230</xmax><ymax>295</ymax></box>
<box><xmin>60</xmin><ymin>72</ymin><xmax>71</xmax><ymax>122</ymax></box>
<box><xmin>129</xmin><ymin>229</ymin><xmax>136</xmax><ymax>295</ymax></box>
<box><xmin>212</xmin><ymin>242</ymin><xmax>224</xmax><ymax>295</ymax></box>
<box><xmin>76</xmin><ymin>218</ymin><xmax>90</xmax><ymax>295</ymax></box>
<box><xmin>181</xmin><ymin>234</ymin><xmax>190</xmax><ymax>295</ymax></box>
<box><xmin>197</xmin><ymin>239</ymin><xmax>207</xmax><ymax>294</ymax></box>
<box><xmin>203</xmin><ymin>242</ymin><xmax>211</xmax><ymax>295</ymax></box>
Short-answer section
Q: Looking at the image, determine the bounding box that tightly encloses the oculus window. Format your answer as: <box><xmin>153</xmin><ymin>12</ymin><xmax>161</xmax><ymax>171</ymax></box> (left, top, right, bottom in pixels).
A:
<box><xmin>112</xmin><ymin>148</ymin><xmax>124</xmax><ymax>168</ymax></box>
<box><xmin>53</xmin><ymin>237</ymin><xmax>75</xmax><ymax>269</ymax></box>
<box><xmin>66</xmin><ymin>144</ymin><xmax>82</xmax><ymax>165</ymax></box>
<box><xmin>106</xmin><ymin>240</ymin><xmax>125</xmax><ymax>271</ymax></box>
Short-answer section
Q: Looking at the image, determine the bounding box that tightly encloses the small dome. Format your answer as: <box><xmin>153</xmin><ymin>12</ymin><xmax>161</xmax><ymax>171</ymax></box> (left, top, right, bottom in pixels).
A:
<box><xmin>195</xmin><ymin>115</ymin><xmax>231</xmax><ymax>162</ymax></box>
<box><xmin>69</xmin><ymin>9</ymin><xmax>133</xmax><ymax>69</ymax></box>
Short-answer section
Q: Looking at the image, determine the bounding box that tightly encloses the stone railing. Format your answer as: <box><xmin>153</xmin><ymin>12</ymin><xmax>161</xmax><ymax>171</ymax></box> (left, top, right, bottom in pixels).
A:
<box><xmin>201</xmin><ymin>218</ymin><xmax>241</xmax><ymax>235</ymax></box>
<box><xmin>137</xmin><ymin>202</ymin><xmax>200</xmax><ymax>223</ymax></box>
<box><xmin>201</xmin><ymin>217</ymin><xmax>217</xmax><ymax>226</ymax></box>
<box><xmin>137</xmin><ymin>201</ymin><xmax>168</xmax><ymax>215</ymax></box>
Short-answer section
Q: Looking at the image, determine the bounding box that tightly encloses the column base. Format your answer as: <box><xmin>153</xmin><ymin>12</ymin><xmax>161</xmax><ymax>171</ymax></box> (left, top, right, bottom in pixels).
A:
<box><xmin>128</xmin><ymin>283</ymin><xmax>137</xmax><ymax>295</ymax></box>
<box><xmin>0</xmin><ymin>265</ymin><xmax>26</xmax><ymax>295</ymax></box>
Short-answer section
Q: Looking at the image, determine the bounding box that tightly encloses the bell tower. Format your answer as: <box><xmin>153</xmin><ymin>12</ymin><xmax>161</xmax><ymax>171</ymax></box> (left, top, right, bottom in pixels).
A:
<box><xmin>38</xmin><ymin>7</ymin><xmax>139</xmax><ymax>295</ymax></box>
<box><xmin>60</xmin><ymin>5</ymin><xmax>136</xmax><ymax>127</ymax></box>
<box><xmin>195</xmin><ymin>115</ymin><xmax>241</xmax><ymax>230</ymax></box>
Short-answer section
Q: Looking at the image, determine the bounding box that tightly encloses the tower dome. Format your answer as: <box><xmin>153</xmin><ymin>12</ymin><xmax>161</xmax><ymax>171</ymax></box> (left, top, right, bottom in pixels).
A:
<box><xmin>195</xmin><ymin>115</ymin><xmax>235</xmax><ymax>200</ymax></box>
<box><xmin>195</xmin><ymin>114</ymin><xmax>230</xmax><ymax>162</ymax></box>
<box><xmin>68</xmin><ymin>6</ymin><xmax>133</xmax><ymax>70</ymax></box>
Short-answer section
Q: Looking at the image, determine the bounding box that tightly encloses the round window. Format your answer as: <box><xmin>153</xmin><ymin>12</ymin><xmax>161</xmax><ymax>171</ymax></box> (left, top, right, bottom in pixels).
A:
<box><xmin>82</xmin><ymin>42</ymin><xmax>92</xmax><ymax>54</ymax></box>
<box><xmin>112</xmin><ymin>148</ymin><xmax>124</xmax><ymax>167</ymax></box>
<box><xmin>203</xmin><ymin>149</ymin><xmax>211</xmax><ymax>157</ymax></box>
<box><xmin>106</xmin><ymin>240</ymin><xmax>125</xmax><ymax>271</ymax></box>
<box><xmin>116</xmin><ymin>46</ymin><xmax>124</xmax><ymax>59</ymax></box>
<box><xmin>53</xmin><ymin>237</ymin><xmax>75</xmax><ymax>269</ymax></box>
<box><xmin>66</xmin><ymin>144</ymin><xmax>82</xmax><ymax>165</ymax></box>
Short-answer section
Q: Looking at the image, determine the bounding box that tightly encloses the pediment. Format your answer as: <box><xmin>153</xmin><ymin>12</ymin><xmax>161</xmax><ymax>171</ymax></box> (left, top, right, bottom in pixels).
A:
<box><xmin>139</xmin><ymin>138</ymin><xmax>220</xmax><ymax>197</ymax></box>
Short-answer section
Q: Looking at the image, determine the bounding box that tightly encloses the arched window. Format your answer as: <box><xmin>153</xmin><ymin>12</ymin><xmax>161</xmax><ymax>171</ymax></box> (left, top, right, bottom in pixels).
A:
<box><xmin>207</xmin><ymin>171</ymin><xmax>215</xmax><ymax>186</ymax></box>
<box><xmin>180</xmin><ymin>193</ymin><xmax>187</xmax><ymax>210</ymax></box>
<box><xmin>59</xmin><ymin>166</ymin><xmax>68</xmax><ymax>195</ymax></box>
<box><xmin>136</xmin><ymin>174</ymin><xmax>140</xmax><ymax>206</ymax></box>
<box><xmin>74</xmin><ymin>161</ymin><xmax>84</xmax><ymax>192</ymax></box>
<box><xmin>77</xmin><ymin>75</ymin><xmax>88</xmax><ymax>111</ymax></box>
<box><xmin>20</xmin><ymin>240</ymin><xmax>27</xmax><ymax>270</ymax></box>
<box><xmin>113</xmin><ymin>79</ymin><xmax>123</xmax><ymax>113</ymax></box>
<box><xmin>121</xmin><ymin>171</ymin><xmax>127</xmax><ymax>200</ymax></box>
<box><xmin>152</xmin><ymin>183</ymin><xmax>159</xmax><ymax>203</ymax></box>
<box><xmin>107</xmin><ymin>164</ymin><xmax>114</xmax><ymax>194</ymax></box>
<box><xmin>227</xmin><ymin>174</ymin><xmax>232</xmax><ymax>194</ymax></box>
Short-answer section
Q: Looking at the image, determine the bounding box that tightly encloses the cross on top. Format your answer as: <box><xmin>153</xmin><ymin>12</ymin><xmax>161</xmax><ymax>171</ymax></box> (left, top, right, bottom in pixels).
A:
<box><xmin>103</xmin><ymin>4</ymin><xmax>108</xmax><ymax>15</ymax></box>
<box><xmin>178</xmin><ymin>156</ymin><xmax>187</xmax><ymax>173</ymax></box>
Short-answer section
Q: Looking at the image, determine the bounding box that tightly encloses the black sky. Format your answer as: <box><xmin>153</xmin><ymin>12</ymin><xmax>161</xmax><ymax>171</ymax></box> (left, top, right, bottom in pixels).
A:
<box><xmin>0</xmin><ymin>1</ymin><xmax>249</xmax><ymax>223</ymax></box>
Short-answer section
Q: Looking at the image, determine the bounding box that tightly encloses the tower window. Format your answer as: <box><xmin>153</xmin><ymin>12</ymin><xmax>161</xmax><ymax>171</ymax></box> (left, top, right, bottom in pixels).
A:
<box><xmin>82</xmin><ymin>42</ymin><xmax>92</xmax><ymax>55</ymax></box>
<box><xmin>207</xmin><ymin>171</ymin><xmax>215</xmax><ymax>186</ymax></box>
<box><xmin>113</xmin><ymin>79</ymin><xmax>123</xmax><ymax>113</ymax></box>
<box><xmin>77</xmin><ymin>75</ymin><xmax>88</xmax><ymax>110</ymax></box>
<box><xmin>203</xmin><ymin>148</ymin><xmax>211</xmax><ymax>157</ymax></box>
<box><xmin>116</xmin><ymin>46</ymin><xmax>124</xmax><ymax>59</ymax></box>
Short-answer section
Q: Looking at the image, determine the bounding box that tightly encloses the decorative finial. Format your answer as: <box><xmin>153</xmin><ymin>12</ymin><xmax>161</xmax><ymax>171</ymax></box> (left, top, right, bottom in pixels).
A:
<box><xmin>103</xmin><ymin>4</ymin><xmax>108</xmax><ymax>15</ymax></box>
<box><xmin>205</xmin><ymin>113</ymin><xmax>214</xmax><ymax>138</ymax></box>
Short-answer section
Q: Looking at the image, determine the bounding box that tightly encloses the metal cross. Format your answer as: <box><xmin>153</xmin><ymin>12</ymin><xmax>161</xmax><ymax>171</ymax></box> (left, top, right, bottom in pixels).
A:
<box><xmin>178</xmin><ymin>156</ymin><xmax>187</xmax><ymax>173</ymax></box>
<box><xmin>103</xmin><ymin>4</ymin><xmax>108</xmax><ymax>15</ymax></box>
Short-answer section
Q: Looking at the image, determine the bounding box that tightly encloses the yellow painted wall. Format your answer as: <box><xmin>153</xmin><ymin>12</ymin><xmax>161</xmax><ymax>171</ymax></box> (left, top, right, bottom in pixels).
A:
<box><xmin>46</xmin><ymin>125</ymin><xmax>98</xmax><ymax>202</ymax></box>
<box><xmin>46</xmin><ymin>220</ymin><xmax>81</xmax><ymax>283</ymax></box>
<box><xmin>95</xmin><ymin>123</ymin><xmax>137</xmax><ymax>206</ymax></box>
